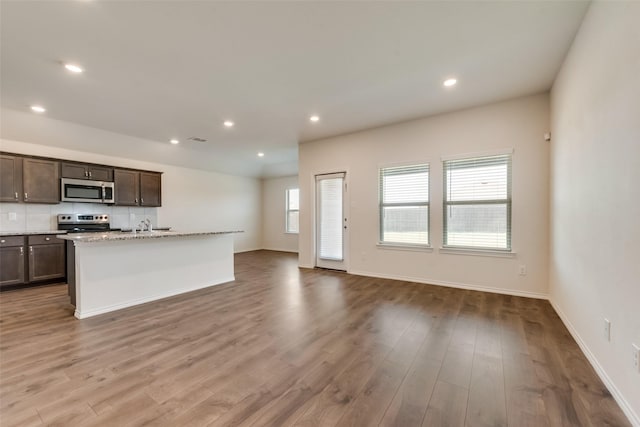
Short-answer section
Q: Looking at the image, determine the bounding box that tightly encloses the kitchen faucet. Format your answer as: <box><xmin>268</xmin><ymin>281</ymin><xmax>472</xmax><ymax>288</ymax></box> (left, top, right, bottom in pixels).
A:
<box><xmin>136</xmin><ymin>218</ymin><xmax>153</xmax><ymax>232</ymax></box>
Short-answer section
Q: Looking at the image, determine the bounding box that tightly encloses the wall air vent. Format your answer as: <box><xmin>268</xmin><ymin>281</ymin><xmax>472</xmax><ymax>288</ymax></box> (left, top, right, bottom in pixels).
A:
<box><xmin>187</xmin><ymin>136</ymin><xmax>208</xmax><ymax>143</ymax></box>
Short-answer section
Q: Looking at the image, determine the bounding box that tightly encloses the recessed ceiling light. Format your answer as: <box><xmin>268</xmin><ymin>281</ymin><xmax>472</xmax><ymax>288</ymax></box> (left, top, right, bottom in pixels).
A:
<box><xmin>170</xmin><ymin>139</ymin><xmax>180</xmax><ymax>145</ymax></box>
<box><xmin>64</xmin><ymin>63</ymin><xmax>84</xmax><ymax>73</ymax></box>
<box><xmin>309</xmin><ymin>115</ymin><xmax>320</xmax><ymax>122</ymax></box>
<box><xmin>30</xmin><ymin>105</ymin><xmax>46</xmax><ymax>113</ymax></box>
<box><xmin>257</xmin><ymin>152</ymin><xmax>265</xmax><ymax>157</ymax></box>
<box><xmin>223</xmin><ymin>120</ymin><xmax>234</xmax><ymax>128</ymax></box>
<box><xmin>443</xmin><ymin>78</ymin><xmax>457</xmax><ymax>87</ymax></box>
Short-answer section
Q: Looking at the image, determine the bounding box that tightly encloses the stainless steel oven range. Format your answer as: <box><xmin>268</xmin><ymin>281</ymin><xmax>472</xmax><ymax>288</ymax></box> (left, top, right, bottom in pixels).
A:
<box><xmin>57</xmin><ymin>214</ymin><xmax>121</xmax><ymax>233</ymax></box>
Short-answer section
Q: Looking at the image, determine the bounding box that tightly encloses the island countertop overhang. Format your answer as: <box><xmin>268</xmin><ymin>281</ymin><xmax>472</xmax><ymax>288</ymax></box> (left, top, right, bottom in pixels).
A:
<box><xmin>57</xmin><ymin>230</ymin><xmax>243</xmax><ymax>244</ymax></box>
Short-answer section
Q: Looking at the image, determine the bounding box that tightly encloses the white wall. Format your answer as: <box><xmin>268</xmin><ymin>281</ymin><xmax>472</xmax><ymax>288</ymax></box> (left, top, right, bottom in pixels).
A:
<box><xmin>550</xmin><ymin>2</ymin><xmax>640</xmax><ymax>424</ymax></box>
<box><xmin>0</xmin><ymin>119</ymin><xmax>262</xmax><ymax>253</ymax></box>
<box><xmin>261</xmin><ymin>175</ymin><xmax>299</xmax><ymax>252</ymax></box>
<box><xmin>299</xmin><ymin>93</ymin><xmax>550</xmax><ymax>297</ymax></box>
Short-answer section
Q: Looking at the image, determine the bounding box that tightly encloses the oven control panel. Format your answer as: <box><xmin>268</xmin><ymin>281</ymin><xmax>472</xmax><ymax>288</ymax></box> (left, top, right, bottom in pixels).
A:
<box><xmin>57</xmin><ymin>214</ymin><xmax>110</xmax><ymax>224</ymax></box>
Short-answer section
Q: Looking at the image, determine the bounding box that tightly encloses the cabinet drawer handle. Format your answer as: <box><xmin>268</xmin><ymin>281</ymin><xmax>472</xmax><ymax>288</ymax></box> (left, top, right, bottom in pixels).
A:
<box><xmin>141</xmin><ymin>198</ymin><xmax>144</xmax><ymax>204</ymax></box>
<box><xmin>89</xmin><ymin>171</ymin><xmax>92</xmax><ymax>178</ymax></box>
<box><xmin>24</xmin><ymin>192</ymin><xmax>28</xmax><ymax>200</ymax></box>
<box><xmin>15</xmin><ymin>192</ymin><xmax>18</xmax><ymax>199</ymax></box>
<box><xmin>135</xmin><ymin>198</ymin><xmax>138</xmax><ymax>203</ymax></box>
<box><xmin>0</xmin><ymin>239</ymin><xmax>5</xmax><ymax>243</ymax></box>
<box><xmin>85</xmin><ymin>171</ymin><xmax>88</xmax><ymax>177</ymax></box>
<box><xmin>45</xmin><ymin>237</ymin><xmax>51</xmax><ymax>241</ymax></box>
<box><xmin>20</xmin><ymin>247</ymin><xmax>24</xmax><ymax>255</ymax></box>
<box><xmin>29</xmin><ymin>246</ymin><xmax>33</xmax><ymax>253</ymax></box>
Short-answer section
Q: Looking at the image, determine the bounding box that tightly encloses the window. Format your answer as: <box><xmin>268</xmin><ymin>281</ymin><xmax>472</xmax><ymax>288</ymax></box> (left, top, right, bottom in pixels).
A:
<box><xmin>286</xmin><ymin>188</ymin><xmax>299</xmax><ymax>233</ymax></box>
<box><xmin>379</xmin><ymin>164</ymin><xmax>430</xmax><ymax>246</ymax></box>
<box><xmin>443</xmin><ymin>154</ymin><xmax>511</xmax><ymax>250</ymax></box>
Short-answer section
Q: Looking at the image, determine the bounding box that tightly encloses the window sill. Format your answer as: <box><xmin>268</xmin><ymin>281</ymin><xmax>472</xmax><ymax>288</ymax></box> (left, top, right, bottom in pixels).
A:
<box><xmin>439</xmin><ymin>247</ymin><xmax>517</xmax><ymax>258</ymax></box>
<box><xmin>377</xmin><ymin>243</ymin><xmax>433</xmax><ymax>252</ymax></box>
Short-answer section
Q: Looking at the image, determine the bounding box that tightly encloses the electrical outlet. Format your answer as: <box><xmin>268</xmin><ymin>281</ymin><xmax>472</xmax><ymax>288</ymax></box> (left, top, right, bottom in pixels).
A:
<box><xmin>603</xmin><ymin>319</ymin><xmax>611</xmax><ymax>342</ymax></box>
<box><xmin>518</xmin><ymin>265</ymin><xmax>527</xmax><ymax>276</ymax></box>
<box><xmin>633</xmin><ymin>344</ymin><xmax>640</xmax><ymax>372</ymax></box>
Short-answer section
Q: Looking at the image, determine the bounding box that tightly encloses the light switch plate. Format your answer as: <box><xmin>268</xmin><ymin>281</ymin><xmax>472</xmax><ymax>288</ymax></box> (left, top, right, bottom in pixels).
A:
<box><xmin>603</xmin><ymin>319</ymin><xmax>611</xmax><ymax>342</ymax></box>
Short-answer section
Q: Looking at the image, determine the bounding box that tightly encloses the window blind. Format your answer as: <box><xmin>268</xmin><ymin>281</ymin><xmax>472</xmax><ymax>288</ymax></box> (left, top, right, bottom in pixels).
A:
<box><xmin>443</xmin><ymin>154</ymin><xmax>511</xmax><ymax>250</ymax></box>
<box><xmin>318</xmin><ymin>177</ymin><xmax>343</xmax><ymax>260</ymax></box>
<box><xmin>286</xmin><ymin>188</ymin><xmax>299</xmax><ymax>233</ymax></box>
<box><xmin>379</xmin><ymin>164</ymin><xmax>429</xmax><ymax>246</ymax></box>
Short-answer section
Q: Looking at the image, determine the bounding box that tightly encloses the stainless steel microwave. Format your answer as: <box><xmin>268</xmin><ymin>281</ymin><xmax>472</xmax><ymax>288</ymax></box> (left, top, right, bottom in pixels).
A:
<box><xmin>60</xmin><ymin>178</ymin><xmax>115</xmax><ymax>204</ymax></box>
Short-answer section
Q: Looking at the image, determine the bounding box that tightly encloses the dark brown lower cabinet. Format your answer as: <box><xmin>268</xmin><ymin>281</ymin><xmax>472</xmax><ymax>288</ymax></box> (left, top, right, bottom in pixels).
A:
<box><xmin>0</xmin><ymin>236</ymin><xmax>26</xmax><ymax>287</ymax></box>
<box><xmin>28</xmin><ymin>235</ymin><xmax>65</xmax><ymax>282</ymax></box>
<box><xmin>0</xmin><ymin>234</ymin><xmax>65</xmax><ymax>289</ymax></box>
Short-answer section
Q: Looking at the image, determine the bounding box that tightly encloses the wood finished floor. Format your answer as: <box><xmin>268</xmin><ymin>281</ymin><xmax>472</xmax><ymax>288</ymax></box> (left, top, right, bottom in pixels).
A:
<box><xmin>0</xmin><ymin>250</ymin><xmax>630</xmax><ymax>427</ymax></box>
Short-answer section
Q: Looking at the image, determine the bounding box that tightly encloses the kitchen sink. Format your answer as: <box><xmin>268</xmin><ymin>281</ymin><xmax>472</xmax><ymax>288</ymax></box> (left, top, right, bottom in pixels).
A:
<box><xmin>120</xmin><ymin>227</ymin><xmax>172</xmax><ymax>233</ymax></box>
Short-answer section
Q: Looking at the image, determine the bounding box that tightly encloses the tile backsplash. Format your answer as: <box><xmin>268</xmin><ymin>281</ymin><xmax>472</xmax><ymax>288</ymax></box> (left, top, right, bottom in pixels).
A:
<box><xmin>0</xmin><ymin>203</ymin><xmax>158</xmax><ymax>233</ymax></box>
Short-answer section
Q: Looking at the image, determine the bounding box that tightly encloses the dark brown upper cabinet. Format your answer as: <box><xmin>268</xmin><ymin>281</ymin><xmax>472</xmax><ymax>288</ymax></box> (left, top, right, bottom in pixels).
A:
<box><xmin>114</xmin><ymin>169</ymin><xmax>140</xmax><ymax>206</ymax></box>
<box><xmin>114</xmin><ymin>170</ymin><xmax>162</xmax><ymax>207</ymax></box>
<box><xmin>140</xmin><ymin>172</ymin><xmax>162</xmax><ymax>207</ymax></box>
<box><xmin>0</xmin><ymin>154</ymin><xmax>23</xmax><ymax>202</ymax></box>
<box><xmin>61</xmin><ymin>162</ymin><xmax>113</xmax><ymax>181</ymax></box>
<box><xmin>1</xmin><ymin>152</ymin><xmax>161</xmax><ymax>207</ymax></box>
<box><xmin>1</xmin><ymin>154</ymin><xmax>58</xmax><ymax>204</ymax></box>
<box><xmin>23</xmin><ymin>158</ymin><xmax>59</xmax><ymax>204</ymax></box>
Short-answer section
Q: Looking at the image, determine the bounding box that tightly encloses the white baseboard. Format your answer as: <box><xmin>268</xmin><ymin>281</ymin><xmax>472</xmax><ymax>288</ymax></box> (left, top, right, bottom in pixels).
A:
<box><xmin>75</xmin><ymin>276</ymin><xmax>235</xmax><ymax>319</ymax></box>
<box><xmin>235</xmin><ymin>247</ymin><xmax>262</xmax><ymax>253</ymax></box>
<box><xmin>262</xmin><ymin>247</ymin><xmax>299</xmax><ymax>253</ymax></box>
<box><xmin>348</xmin><ymin>269</ymin><xmax>549</xmax><ymax>300</ymax></box>
<box><xmin>549</xmin><ymin>299</ymin><xmax>640</xmax><ymax>427</ymax></box>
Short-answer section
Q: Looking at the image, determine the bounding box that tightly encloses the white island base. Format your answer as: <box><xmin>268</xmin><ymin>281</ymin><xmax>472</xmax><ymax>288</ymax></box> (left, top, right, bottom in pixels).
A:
<box><xmin>60</xmin><ymin>232</ymin><xmax>236</xmax><ymax>319</ymax></box>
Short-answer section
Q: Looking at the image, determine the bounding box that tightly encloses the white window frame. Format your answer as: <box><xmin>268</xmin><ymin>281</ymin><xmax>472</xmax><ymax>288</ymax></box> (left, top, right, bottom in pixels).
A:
<box><xmin>378</xmin><ymin>163</ymin><xmax>430</xmax><ymax>248</ymax></box>
<box><xmin>285</xmin><ymin>188</ymin><xmax>299</xmax><ymax>234</ymax></box>
<box><xmin>442</xmin><ymin>153</ymin><xmax>512</xmax><ymax>252</ymax></box>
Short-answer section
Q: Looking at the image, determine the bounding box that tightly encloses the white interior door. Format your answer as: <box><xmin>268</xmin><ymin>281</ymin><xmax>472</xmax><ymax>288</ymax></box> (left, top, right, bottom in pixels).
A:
<box><xmin>315</xmin><ymin>172</ymin><xmax>346</xmax><ymax>270</ymax></box>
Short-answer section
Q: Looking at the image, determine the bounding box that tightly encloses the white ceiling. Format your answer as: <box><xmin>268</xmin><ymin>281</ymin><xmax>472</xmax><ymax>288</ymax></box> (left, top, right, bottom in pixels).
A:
<box><xmin>1</xmin><ymin>1</ymin><xmax>589</xmax><ymax>178</ymax></box>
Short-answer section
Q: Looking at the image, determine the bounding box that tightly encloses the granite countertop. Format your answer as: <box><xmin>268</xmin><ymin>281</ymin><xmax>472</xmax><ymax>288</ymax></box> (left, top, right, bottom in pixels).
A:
<box><xmin>57</xmin><ymin>230</ymin><xmax>243</xmax><ymax>243</ymax></box>
<box><xmin>0</xmin><ymin>230</ymin><xmax>68</xmax><ymax>237</ymax></box>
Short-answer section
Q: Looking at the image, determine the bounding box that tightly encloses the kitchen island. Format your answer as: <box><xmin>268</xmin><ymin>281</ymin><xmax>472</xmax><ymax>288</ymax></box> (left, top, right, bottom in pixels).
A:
<box><xmin>57</xmin><ymin>230</ymin><xmax>241</xmax><ymax>319</ymax></box>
